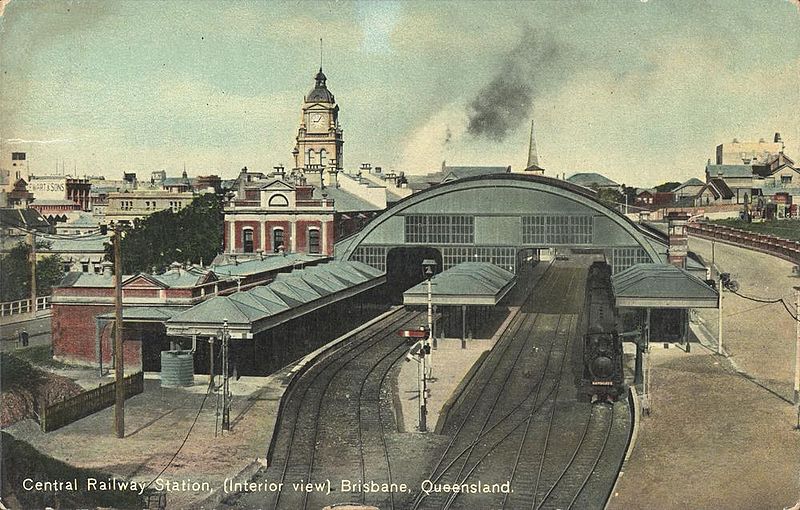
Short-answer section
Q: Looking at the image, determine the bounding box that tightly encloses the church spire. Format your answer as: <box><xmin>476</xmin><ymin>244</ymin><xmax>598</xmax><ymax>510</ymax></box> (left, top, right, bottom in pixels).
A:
<box><xmin>525</xmin><ymin>119</ymin><xmax>544</xmax><ymax>174</ymax></box>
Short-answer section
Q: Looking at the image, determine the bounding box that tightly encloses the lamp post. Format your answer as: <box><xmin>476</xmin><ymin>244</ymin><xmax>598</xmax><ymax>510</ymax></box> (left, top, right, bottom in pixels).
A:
<box><xmin>794</xmin><ymin>286</ymin><xmax>799</xmax><ymax>408</ymax></box>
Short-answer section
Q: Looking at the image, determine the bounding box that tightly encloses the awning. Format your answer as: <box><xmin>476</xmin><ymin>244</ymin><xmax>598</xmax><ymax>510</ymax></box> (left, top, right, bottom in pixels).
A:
<box><xmin>165</xmin><ymin>261</ymin><xmax>386</xmax><ymax>338</ymax></box>
<box><xmin>612</xmin><ymin>263</ymin><xmax>719</xmax><ymax>309</ymax></box>
<box><xmin>403</xmin><ymin>262</ymin><xmax>516</xmax><ymax>306</ymax></box>
<box><xmin>97</xmin><ymin>306</ymin><xmax>188</xmax><ymax>322</ymax></box>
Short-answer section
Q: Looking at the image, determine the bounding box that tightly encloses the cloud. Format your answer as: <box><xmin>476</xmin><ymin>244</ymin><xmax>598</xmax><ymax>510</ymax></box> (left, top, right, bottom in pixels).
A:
<box><xmin>3</xmin><ymin>138</ymin><xmax>75</xmax><ymax>145</ymax></box>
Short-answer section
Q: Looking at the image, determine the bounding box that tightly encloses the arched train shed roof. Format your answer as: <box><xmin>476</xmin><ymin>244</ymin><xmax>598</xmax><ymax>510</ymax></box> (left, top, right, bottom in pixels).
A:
<box><xmin>335</xmin><ymin>173</ymin><xmax>667</xmax><ymax>264</ymax></box>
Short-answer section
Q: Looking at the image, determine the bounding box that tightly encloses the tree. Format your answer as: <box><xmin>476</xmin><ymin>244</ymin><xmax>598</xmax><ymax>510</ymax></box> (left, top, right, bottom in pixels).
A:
<box><xmin>654</xmin><ymin>181</ymin><xmax>681</xmax><ymax>193</ymax></box>
<box><xmin>0</xmin><ymin>242</ymin><xmax>64</xmax><ymax>302</ymax></box>
<box><xmin>108</xmin><ymin>193</ymin><xmax>224</xmax><ymax>274</ymax></box>
<box><xmin>593</xmin><ymin>186</ymin><xmax>624</xmax><ymax>207</ymax></box>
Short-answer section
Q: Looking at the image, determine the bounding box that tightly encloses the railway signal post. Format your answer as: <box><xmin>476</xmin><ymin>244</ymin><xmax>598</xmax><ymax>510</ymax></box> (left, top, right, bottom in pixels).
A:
<box><xmin>422</xmin><ymin>259</ymin><xmax>437</xmax><ymax>377</ymax></box>
<box><xmin>399</xmin><ymin>329</ymin><xmax>429</xmax><ymax>432</ymax></box>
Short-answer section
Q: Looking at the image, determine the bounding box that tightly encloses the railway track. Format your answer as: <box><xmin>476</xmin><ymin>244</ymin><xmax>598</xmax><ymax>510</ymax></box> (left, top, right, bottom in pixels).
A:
<box><xmin>260</xmin><ymin>308</ymin><xmax>424</xmax><ymax>510</ymax></box>
<box><xmin>413</xmin><ymin>263</ymin><xmax>631</xmax><ymax>510</ymax></box>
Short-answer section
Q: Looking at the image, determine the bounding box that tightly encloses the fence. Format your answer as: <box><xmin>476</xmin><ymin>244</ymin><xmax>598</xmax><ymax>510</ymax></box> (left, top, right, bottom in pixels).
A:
<box><xmin>688</xmin><ymin>222</ymin><xmax>800</xmax><ymax>265</ymax></box>
<box><xmin>40</xmin><ymin>372</ymin><xmax>144</xmax><ymax>432</ymax></box>
<box><xmin>0</xmin><ymin>296</ymin><xmax>51</xmax><ymax>317</ymax></box>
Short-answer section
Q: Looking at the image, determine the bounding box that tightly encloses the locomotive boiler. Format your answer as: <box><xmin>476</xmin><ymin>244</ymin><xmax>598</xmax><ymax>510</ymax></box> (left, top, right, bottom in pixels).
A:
<box><xmin>583</xmin><ymin>261</ymin><xmax>625</xmax><ymax>401</ymax></box>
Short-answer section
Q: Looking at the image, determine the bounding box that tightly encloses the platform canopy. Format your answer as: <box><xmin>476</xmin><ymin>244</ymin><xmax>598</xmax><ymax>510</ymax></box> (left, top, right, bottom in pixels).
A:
<box><xmin>165</xmin><ymin>261</ymin><xmax>385</xmax><ymax>338</ymax></box>
<box><xmin>403</xmin><ymin>262</ymin><xmax>516</xmax><ymax>306</ymax></box>
<box><xmin>612</xmin><ymin>263</ymin><xmax>719</xmax><ymax>309</ymax></box>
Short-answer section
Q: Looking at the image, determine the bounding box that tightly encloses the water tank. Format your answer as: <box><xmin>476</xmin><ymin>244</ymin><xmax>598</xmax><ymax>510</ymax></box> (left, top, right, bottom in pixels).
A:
<box><xmin>160</xmin><ymin>350</ymin><xmax>194</xmax><ymax>387</ymax></box>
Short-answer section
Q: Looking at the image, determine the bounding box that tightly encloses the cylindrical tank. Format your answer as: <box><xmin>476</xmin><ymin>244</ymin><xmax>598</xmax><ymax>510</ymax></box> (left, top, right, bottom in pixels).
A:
<box><xmin>160</xmin><ymin>350</ymin><xmax>194</xmax><ymax>387</ymax></box>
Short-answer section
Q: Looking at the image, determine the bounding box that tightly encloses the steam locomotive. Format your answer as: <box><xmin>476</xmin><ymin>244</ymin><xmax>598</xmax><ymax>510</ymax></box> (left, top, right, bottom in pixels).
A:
<box><xmin>583</xmin><ymin>261</ymin><xmax>625</xmax><ymax>402</ymax></box>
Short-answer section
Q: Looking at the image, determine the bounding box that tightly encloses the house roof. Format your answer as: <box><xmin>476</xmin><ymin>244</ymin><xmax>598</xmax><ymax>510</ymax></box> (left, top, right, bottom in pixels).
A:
<box><xmin>440</xmin><ymin>166</ymin><xmax>511</xmax><ymax>182</ymax></box>
<box><xmin>706</xmin><ymin>178</ymin><xmax>735</xmax><ymax>199</ymax></box>
<box><xmin>0</xmin><ymin>207</ymin><xmax>51</xmax><ymax>230</ymax></box>
<box><xmin>312</xmin><ymin>186</ymin><xmax>381</xmax><ymax>212</ymax></box>
<box><xmin>38</xmin><ymin>233</ymin><xmax>109</xmax><ymax>254</ymax></box>
<box><xmin>566</xmin><ymin>172</ymin><xmax>619</xmax><ymax>188</ymax></box>
<box><xmin>706</xmin><ymin>164</ymin><xmax>753</xmax><ymax>178</ymax></box>
<box><xmin>674</xmin><ymin>177</ymin><xmax>705</xmax><ymax>190</ymax></box>
<box><xmin>612</xmin><ymin>263</ymin><xmax>718</xmax><ymax>308</ymax></box>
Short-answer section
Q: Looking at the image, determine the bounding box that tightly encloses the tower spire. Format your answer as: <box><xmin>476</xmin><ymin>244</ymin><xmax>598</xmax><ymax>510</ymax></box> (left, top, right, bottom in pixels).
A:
<box><xmin>525</xmin><ymin>118</ymin><xmax>544</xmax><ymax>174</ymax></box>
<box><xmin>319</xmin><ymin>38</ymin><xmax>323</xmax><ymax>70</ymax></box>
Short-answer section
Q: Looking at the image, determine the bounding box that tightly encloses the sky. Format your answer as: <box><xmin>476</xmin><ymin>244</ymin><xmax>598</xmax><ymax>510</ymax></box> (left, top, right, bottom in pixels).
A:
<box><xmin>1</xmin><ymin>0</ymin><xmax>798</xmax><ymax>187</ymax></box>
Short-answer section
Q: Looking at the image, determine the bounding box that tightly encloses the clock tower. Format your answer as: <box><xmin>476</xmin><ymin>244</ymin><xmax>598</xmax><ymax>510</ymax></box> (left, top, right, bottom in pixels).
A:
<box><xmin>292</xmin><ymin>68</ymin><xmax>344</xmax><ymax>188</ymax></box>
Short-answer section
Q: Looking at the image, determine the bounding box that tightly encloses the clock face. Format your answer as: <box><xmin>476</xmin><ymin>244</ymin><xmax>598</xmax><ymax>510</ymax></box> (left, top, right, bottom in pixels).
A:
<box><xmin>310</xmin><ymin>113</ymin><xmax>324</xmax><ymax>128</ymax></box>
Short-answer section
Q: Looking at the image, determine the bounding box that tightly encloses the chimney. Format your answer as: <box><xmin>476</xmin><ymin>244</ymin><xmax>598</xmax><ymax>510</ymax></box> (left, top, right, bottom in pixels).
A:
<box><xmin>101</xmin><ymin>260</ymin><xmax>113</xmax><ymax>277</ymax></box>
<box><xmin>274</xmin><ymin>165</ymin><xmax>285</xmax><ymax>180</ymax></box>
<box><xmin>666</xmin><ymin>211</ymin><xmax>690</xmax><ymax>269</ymax></box>
<box><xmin>305</xmin><ymin>164</ymin><xmax>324</xmax><ymax>188</ymax></box>
<box><xmin>328</xmin><ymin>167</ymin><xmax>339</xmax><ymax>188</ymax></box>
<box><xmin>374</xmin><ymin>166</ymin><xmax>382</xmax><ymax>174</ymax></box>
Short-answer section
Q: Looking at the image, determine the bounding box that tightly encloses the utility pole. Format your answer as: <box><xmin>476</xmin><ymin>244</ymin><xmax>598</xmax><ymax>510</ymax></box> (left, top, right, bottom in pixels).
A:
<box><xmin>794</xmin><ymin>286</ymin><xmax>800</xmax><ymax>407</ymax></box>
<box><xmin>28</xmin><ymin>231</ymin><xmax>36</xmax><ymax>312</ymax></box>
<box><xmin>209</xmin><ymin>336</ymin><xmax>215</xmax><ymax>389</ymax></box>
<box><xmin>113</xmin><ymin>223</ymin><xmax>124</xmax><ymax>439</ymax></box>
<box><xmin>222</xmin><ymin>320</ymin><xmax>231</xmax><ymax>431</ymax></box>
<box><xmin>717</xmin><ymin>273</ymin><xmax>723</xmax><ymax>356</ymax></box>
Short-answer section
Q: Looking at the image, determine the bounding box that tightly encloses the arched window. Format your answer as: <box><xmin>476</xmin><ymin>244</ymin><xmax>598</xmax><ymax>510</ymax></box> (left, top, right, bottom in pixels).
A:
<box><xmin>308</xmin><ymin>228</ymin><xmax>321</xmax><ymax>254</ymax></box>
<box><xmin>319</xmin><ymin>149</ymin><xmax>327</xmax><ymax>166</ymax></box>
<box><xmin>273</xmin><ymin>228</ymin><xmax>285</xmax><ymax>253</ymax></box>
<box><xmin>268</xmin><ymin>194</ymin><xmax>289</xmax><ymax>207</ymax></box>
<box><xmin>243</xmin><ymin>228</ymin><xmax>254</xmax><ymax>253</ymax></box>
<box><xmin>307</xmin><ymin>149</ymin><xmax>315</xmax><ymax>167</ymax></box>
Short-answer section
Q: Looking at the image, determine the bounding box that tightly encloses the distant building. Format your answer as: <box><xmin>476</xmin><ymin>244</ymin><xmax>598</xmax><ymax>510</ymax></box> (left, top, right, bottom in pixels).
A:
<box><xmin>716</xmin><ymin>133</ymin><xmax>784</xmax><ymax>165</ymax></box>
<box><xmin>0</xmin><ymin>207</ymin><xmax>53</xmax><ymax>251</ymax></box>
<box><xmin>104</xmin><ymin>189</ymin><xmax>197</xmax><ymax>225</ymax></box>
<box><xmin>0</xmin><ymin>151</ymin><xmax>30</xmax><ymax>193</ymax></box>
<box><xmin>672</xmin><ymin>178</ymin><xmax>705</xmax><ymax>199</ymax></box>
<box><xmin>566</xmin><ymin>173</ymin><xmax>620</xmax><ymax>190</ymax></box>
<box><xmin>28</xmin><ymin>175</ymin><xmax>91</xmax><ymax>211</ymax></box>
<box><xmin>695</xmin><ymin>178</ymin><xmax>735</xmax><ymax>206</ymax></box>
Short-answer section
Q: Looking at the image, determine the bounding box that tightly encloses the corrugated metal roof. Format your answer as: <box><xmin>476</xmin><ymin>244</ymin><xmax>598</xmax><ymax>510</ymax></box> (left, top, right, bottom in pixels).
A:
<box><xmin>403</xmin><ymin>262</ymin><xmax>516</xmax><ymax>306</ymax></box>
<box><xmin>312</xmin><ymin>186</ymin><xmax>381</xmax><ymax>212</ymax></box>
<box><xmin>706</xmin><ymin>164</ymin><xmax>753</xmax><ymax>178</ymax></box>
<box><xmin>566</xmin><ymin>172</ymin><xmax>619</xmax><ymax>188</ymax></box>
<box><xmin>612</xmin><ymin>263</ymin><xmax>718</xmax><ymax>308</ymax></box>
<box><xmin>97</xmin><ymin>306</ymin><xmax>186</xmax><ymax>321</ymax></box>
<box><xmin>166</xmin><ymin>260</ymin><xmax>385</xmax><ymax>331</ymax></box>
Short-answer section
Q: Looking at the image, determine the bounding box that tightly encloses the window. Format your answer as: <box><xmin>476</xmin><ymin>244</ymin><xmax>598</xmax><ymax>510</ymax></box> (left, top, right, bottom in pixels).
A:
<box><xmin>273</xmin><ymin>228</ymin><xmax>284</xmax><ymax>252</ymax></box>
<box><xmin>611</xmin><ymin>247</ymin><xmax>651</xmax><ymax>273</ymax></box>
<box><xmin>243</xmin><ymin>229</ymin><xmax>254</xmax><ymax>253</ymax></box>
<box><xmin>11</xmin><ymin>152</ymin><xmax>26</xmax><ymax>161</ymax></box>
<box><xmin>319</xmin><ymin>149</ymin><xmax>327</xmax><ymax>166</ymax></box>
<box><xmin>352</xmin><ymin>246</ymin><xmax>387</xmax><ymax>271</ymax></box>
<box><xmin>781</xmin><ymin>175</ymin><xmax>792</xmax><ymax>185</ymax></box>
<box><xmin>307</xmin><ymin>149</ymin><xmax>315</xmax><ymax>166</ymax></box>
<box><xmin>82</xmin><ymin>263</ymin><xmax>89</xmax><ymax>273</ymax></box>
<box><xmin>441</xmin><ymin>247</ymin><xmax>517</xmax><ymax>273</ymax></box>
<box><xmin>522</xmin><ymin>215</ymin><xmax>593</xmax><ymax>245</ymax></box>
<box><xmin>309</xmin><ymin>228</ymin><xmax>321</xmax><ymax>254</ymax></box>
<box><xmin>404</xmin><ymin>215</ymin><xmax>474</xmax><ymax>244</ymax></box>
<box><xmin>63</xmin><ymin>262</ymin><xmax>72</xmax><ymax>273</ymax></box>
<box><xmin>268</xmin><ymin>194</ymin><xmax>289</xmax><ymax>207</ymax></box>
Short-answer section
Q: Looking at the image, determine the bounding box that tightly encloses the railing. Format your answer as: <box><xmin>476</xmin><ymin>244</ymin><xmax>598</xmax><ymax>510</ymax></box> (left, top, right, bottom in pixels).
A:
<box><xmin>0</xmin><ymin>296</ymin><xmax>52</xmax><ymax>317</ymax></box>
<box><xmin>40</xmin><ymin>372</ymin><xmax>144</xmax><ymax>432</ymax></box>
<box><xmin>688</xmin><ymin>222</ymin><xmax>800</xmax><ymax>265</ymax></box>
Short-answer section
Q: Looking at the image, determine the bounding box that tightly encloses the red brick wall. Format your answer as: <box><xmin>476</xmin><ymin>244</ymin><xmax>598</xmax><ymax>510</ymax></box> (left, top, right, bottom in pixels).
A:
<box><xmin>223</xmin><ymin>221</ymin><xmax>230</xmax><ymax>251</ymax></box>
<box><xmin>234</xmin><ymin>221</ymin><xmax>260</xmax><ymax>252</ymax></box>
<box><xmin>124</xmin><ymin>288</ymin><xmax>159</xmax><ymax>298</ymax></box>
<box><xmin>325</xmin><ymin>220</ymin><xmax>335</xmax><ymax>255</ymax></box>
<box><xmin>53</xmin><ymin>303</ymin><xmax>142</xmax><ymax>367</ymax></box>
<box><xmin>264</xmin><ymin>220</ymin><xmax>291</xmax><ymax>253</ymax></box>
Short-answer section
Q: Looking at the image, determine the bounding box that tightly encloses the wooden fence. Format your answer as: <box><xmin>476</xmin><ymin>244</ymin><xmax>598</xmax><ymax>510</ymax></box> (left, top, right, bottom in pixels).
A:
<box><xmin>0</xmin><ymin>296</ymin><xmax>51</xmax><ymax>317</ymax></box>
<box><xmin>40</xmin><ymin>372</ymin><xmax>144</xmax><ymax>432</ymax></box>
<box><xmin>688</xmin><ymin>222</ymin><xmax>800</xmax><ymax>265</ymax></box>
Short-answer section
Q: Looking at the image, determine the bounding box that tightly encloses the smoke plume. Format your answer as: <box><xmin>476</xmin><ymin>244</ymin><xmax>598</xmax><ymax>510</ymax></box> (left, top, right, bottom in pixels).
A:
<box><xmin>467</xmin><ymin>30</ymin><xmax>574</xmax><ymax>141</ymax></box>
